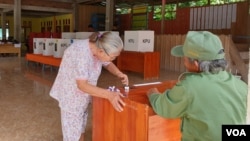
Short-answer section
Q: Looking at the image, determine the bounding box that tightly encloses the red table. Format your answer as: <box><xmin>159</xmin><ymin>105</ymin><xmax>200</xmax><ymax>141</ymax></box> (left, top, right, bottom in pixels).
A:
<box><xmin>116</xmin><ymin>51</ymin><xmax>160</xmax><ymax>79</ymax></box>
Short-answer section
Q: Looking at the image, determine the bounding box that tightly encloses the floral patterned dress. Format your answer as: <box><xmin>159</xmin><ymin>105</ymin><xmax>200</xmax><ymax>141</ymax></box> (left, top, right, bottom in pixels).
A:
<box><xmin>50</xmin><ymin>39</ymin><xmax>109</xmax><ymax>140</ymax></box>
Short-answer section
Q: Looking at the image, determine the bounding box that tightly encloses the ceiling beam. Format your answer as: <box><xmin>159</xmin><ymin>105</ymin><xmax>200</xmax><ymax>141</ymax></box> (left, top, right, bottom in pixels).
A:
<box><xmin>21</xmin><ymin>5</ymin><xmax>73</xmax><ymax>13</ymax></box>
<box><xmin>76</xmin><ymin>0</ymin><xmax>103</xmax><ymax>4</ymax></box>
<box><xmin>0</xmin><ymin>4</ymin><xmax>14</xmax><ymax>9</ymax></box>
<box><xmin>20</xmin><ymin>11</ymin><xmax>62</xmax><ymax>17</ymax></box>
<box><xmin>76</xmin><ymin>0</ymin><xmax>92</xmax><ymax>3</ymax></box>
<box><xmin>43</xmin><ymin>0</ymin><xmax>73</xmax><ymax>3</ymax></box>
<box><xmin>3</xmin><ymin>8</ymin><xmax>14</xmax><ymax>13</ymax></box>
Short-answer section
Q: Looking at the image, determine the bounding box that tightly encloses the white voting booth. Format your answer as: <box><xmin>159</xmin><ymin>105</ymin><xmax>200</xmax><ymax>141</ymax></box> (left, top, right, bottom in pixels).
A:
<box><xmin>61</xmin><ymin>32</ymin><xmax>76</xmax><ymax>39</ymax></box>
<box><xmin>99</xmin><ymin>31</ymin><xmax>119</xmax><ymax>36</ymax></box>
<box><xmin>62</xmin><ymin>31</ymin><xmax>119</xmax><ymax>40</ymax></box>
<box><xmin>33</xmin><ymin>38</ymin><xmax>45</xmax><ymax>54</ymax></box>
<box><xmin>43</xmin><ymin>38</ymin><xmax>58</xmax><ymax>56</ymax></box>
<box><xmin>75</xmin><ymin>32</ymin><xmax>93</xmax><ymax>39</ymax></box>
<box><xmin>33</xmin><ymin>31</ymin><xmax>122</xmax><ymax>58</ymax></box>
<box><xmin>54</xmin><ymin>39</ymin><xmax>73</xmax><ymax>58</ymax></box>
<box><xmin>124</xmin><ymin>30</ymin><xmax>154</xmax><ymax>52</ymax></box>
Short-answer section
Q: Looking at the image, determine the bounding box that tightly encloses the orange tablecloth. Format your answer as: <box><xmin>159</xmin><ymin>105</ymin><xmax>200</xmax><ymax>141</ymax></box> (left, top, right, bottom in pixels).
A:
<box><xmin>25</xmin><ymin>53</ymin><xmax>61</xmax><ymax>67</ymax></box>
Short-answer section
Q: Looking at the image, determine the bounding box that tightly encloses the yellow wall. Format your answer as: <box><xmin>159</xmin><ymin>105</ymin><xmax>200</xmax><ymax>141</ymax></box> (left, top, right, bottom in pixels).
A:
<box><xmin>1</xmin><ymin>16</ymin><xmax>41</xmax><ymax>37</ymax></box>
<box><xmin>0</xmin><ymin>5</ymin><xmax>106</xmax><ymax>40</ymax></box>
<box><xmin>33</xmin><ymin>13</ymin><xmax>73</xmax><ymax>33</ymax></box>
<box><xmin>53</xmin><ymin>14</ymin><xmax>73</xmax><ymax>32</ymax></box>
<box><xmin>0</xmin><ymin>13</ymin><xmax>73</xmax><ymax>41</ymax></box>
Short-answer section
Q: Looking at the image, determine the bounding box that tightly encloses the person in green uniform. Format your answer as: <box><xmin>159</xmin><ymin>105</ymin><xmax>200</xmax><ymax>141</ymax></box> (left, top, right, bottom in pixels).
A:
<box><xmin>147</xmin><ymin>31</ymin><xmax>247</xmax><ymax>141</ymax></box>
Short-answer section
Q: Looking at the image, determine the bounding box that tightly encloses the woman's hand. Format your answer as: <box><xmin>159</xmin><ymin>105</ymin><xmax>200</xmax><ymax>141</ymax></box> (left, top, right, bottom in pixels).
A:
<box><xmin>104</xmin><ymin>63</ymin><xmax>129</xmax><ymax>85</ymax></box>
<box><xmin>117</xmin><ymin>73</ymin><xmax>129</xmax><ymax>85</ymax></box>
<box><xmin>107</xmin><ymin>91</ymin><xmax>126</xmax><ymax>112</ymax></box>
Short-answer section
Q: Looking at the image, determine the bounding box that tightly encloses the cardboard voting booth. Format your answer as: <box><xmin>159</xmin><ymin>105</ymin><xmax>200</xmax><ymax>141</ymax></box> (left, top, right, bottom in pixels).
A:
<box><xmin>53</xmin><ymin>39</ymin><xmax>73</xmax><ymax>58</ymax></box>
<box><xmin>124</xmin><ymin>30</ymin><xmax>154</xmax><ymax>52</ymax></box>
<box><xmin>99</xmin><ymin>31</ymin><xmax>119</xmax><ymax>36</ymax></box>
<box><xmin>61</xmin><ymin>32</ymin><xmax>76</xmax><ymax>39</ymax></box>
<box><xmin>43</xmin><ymin>38</ymin><xmax>57</xmax><ymax>56</ymax></box>
<box><xmin>75</xmin><ymin>32</ymin><xmax>93</xmax><ymax>39</ymax></box>
<box><xmin>33</xmin><ymin>38</ymin><xmax>45</xmax><ymax>54</ymax></box>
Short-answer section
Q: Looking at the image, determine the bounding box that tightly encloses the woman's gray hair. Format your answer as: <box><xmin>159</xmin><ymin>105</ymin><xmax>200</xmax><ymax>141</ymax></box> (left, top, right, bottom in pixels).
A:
<box><xmin>89</xmin><ymin>32</ymin><xmax>123</xmax><ymax>54</ymax></box>
<box><xmin>192</xmin><ymin>58</ymin><xmax>228</xmax><ymax>74</ymax></box>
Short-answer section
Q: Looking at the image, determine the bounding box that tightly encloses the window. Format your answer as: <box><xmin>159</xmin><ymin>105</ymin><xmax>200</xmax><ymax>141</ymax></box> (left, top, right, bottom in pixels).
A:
<box><xmin>132</xmin><ymin>5</ymin><xmax>148</xmax><ymax>30</ymax></box>
<box><xmin>179</xmin><ymin>0</ymin><xmax>208</xmax><ymax>8</ymax></box>
<box><xmin>153</xmin><ymin>4</ymin><xmax>177</xmax><ymax>21</ymax></box>
<box><xmin>210</xmin><ymin>0</ymin><xmax>246</xmax><ymax>5</ymax></box>
<box><xmin>165</xmin><ymin>4</ymin><xmax>177</xmax><ymax>20</ymax></box>
<box><xmin>0</xmin><ymin>28</ymin><xmax>9</xmax><ymax>40</ymax></box>
<box><xmin>178</xmin><ymin>0</ymin><xmax>246</xmax><ymax>7</ymax></box>
<box><xmin>116</xmin><ymin>7</ymin><xmax>131</xmax><ymax>14</ymax></box>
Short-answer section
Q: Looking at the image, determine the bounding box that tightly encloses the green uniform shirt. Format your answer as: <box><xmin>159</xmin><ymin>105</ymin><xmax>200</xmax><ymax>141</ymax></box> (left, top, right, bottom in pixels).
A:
<box><xmin>148</xmin><ymin>71</ymin><xmax>247</xmax><ymax>141</ymax></box>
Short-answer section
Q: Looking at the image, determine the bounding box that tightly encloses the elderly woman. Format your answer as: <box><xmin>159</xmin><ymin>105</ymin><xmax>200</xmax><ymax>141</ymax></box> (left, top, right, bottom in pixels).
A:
<box><xmin>50</xmin><ymin>32</ymin><xmax>129</xmax><ymax>141</ymax></box>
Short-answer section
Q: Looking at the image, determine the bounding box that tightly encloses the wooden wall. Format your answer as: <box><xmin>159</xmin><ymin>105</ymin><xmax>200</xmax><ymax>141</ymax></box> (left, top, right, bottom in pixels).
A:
<box><xmin>119</xmin><ymin>14</ymin><xmax>131</xmax><ymax>35</ymax></box>
<box><xmin>154</xmin><ymin>34</ymin><xmax>248</xmax><ymax>82</ymax></box>
<box><xmin>154</xmin><ymin>34</ymin><xmax>232</xmax><ymax>71</ymax></box>
<box><xmin>77</xmin><ymin>5</ymin><xmax>105</xmax><ymax>32</ymax></box>
<box><xmin>154</xmin><ymin>34</ymin><xmax>186</xmax><ymax>72</ymax></box>
<box><xmin>148</xmin><ymin>8</ymin><xmax>190</xmax><ymax>34</ymax></box>
<box><xmin>231</xmin><ymin>2</ymin><xmax>249</xmax><ymax>36</ymax></box>
<box><xmin>120</xmin><ymin>1</ymin><xmax>249</xmax><ymax>36</ymax></box>
<box><xmin>231</xmin><ymin>2</ymin><xmax>250</xmax><ymax>44</ymax></box>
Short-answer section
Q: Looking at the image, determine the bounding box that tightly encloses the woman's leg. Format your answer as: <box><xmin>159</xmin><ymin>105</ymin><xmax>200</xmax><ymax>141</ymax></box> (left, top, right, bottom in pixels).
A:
<box><xmin>61</xmin><ymin>110</ymin><xmax>85</xmax><ymax>141</ymax></box>
<box><xmin>79</xmin><ymin>110</ymin><xmax>89</xmax><ymax>141</ymax></box>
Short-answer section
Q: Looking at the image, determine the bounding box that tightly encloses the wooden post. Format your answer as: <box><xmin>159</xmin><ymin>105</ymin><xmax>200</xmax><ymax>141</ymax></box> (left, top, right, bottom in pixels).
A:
<box><xmin>14</xmin><ymin>0</ymin><xmax>22</xmax><ymax>42</ymax></box>
<box><xmin>161</xmin><ymin>0</ymin><xmax>166</xmax><ymax>34</ymax></box>
<box><xmin>247</xmin><ymin>51</ymin><xmax>250</xmax><ymax>124</ymax></box>
<box><xmin>228</xmin><ymin>35</ymin><xmax>248</xmax><ymax>82</ymax></box>
<box><xmin>105</xmin><ymin>0</ymin><xmax>114</xmax><ymax>31</ymax></box>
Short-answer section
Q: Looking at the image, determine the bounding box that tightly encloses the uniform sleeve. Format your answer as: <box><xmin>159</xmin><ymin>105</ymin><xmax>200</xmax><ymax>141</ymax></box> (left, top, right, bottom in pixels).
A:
<box><xmin>148</xmin><ymin>83</ymin><xmax>189</xmax><ymax>118</ymax></box>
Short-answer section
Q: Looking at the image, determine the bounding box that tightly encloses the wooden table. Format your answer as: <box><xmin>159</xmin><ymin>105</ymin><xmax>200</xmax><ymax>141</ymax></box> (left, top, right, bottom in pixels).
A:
<box><xmin>0</xmin><ymin>44</ymin><xmax>21</xmax><ymax>57</ymax></box>
<box><xmin>92</xmin><ymin>80</ymin><xmax>181</xmax><ymax>141</ymax></box>
<box><xmin>116</xmin><ymin>51</ymin><xmax>160</xmax><ymax>79</ymax></box>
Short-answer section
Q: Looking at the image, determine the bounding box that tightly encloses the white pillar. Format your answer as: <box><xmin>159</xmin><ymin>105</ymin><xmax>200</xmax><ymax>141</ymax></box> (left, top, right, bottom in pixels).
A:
<box><xmin>14</xmin><ymin>0</ymin><xmax>22</xmax><ymax>42</ymax></box>
<box><xmin>105</xmin><ymin>0</ymin><xmax>114</xmax><ymax>31</ymax></box>
<box><xmin>72</xmin><ymin>2</ymin><xmax>79</xmax><ymax>32</ymax></box>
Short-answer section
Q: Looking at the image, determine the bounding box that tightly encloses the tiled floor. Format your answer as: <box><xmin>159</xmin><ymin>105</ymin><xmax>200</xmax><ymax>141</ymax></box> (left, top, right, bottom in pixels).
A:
<box><xmin>0</xmin><ymin>57</ymin><xmax>181</xmax><ymax>141</ymax></box>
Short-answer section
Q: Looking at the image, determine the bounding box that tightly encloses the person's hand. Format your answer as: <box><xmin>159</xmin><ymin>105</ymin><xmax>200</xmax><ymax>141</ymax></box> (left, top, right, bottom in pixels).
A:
<box><xmin>117</xmin><ymin>73</ymin><xmax>129</xmax><ymax>85</ymax></box>
<box><xmin>147</xmin><ymin>88</ymin><xmax>159</xmax><ymax>97</ymax></box>
<box><xmin>107</xmin><ymin>91</ymin><xmax>126</xmax><ymax>112</ymax></box>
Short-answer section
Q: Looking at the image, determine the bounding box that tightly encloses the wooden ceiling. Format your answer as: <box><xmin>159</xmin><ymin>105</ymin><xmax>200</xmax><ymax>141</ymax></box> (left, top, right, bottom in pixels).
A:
<box><xmin>76</xmin><ymin>0</ymin><xmax>189</xmax><ymax>6</ymax></box>
<box><xmin>0</xmin><ymin>0</ymin><xmax>190</xmax><ymax>17</ymax></box>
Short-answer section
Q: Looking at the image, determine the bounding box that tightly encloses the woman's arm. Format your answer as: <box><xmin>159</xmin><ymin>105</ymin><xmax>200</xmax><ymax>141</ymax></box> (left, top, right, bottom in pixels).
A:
<box><xmin>104</xmin><ymin>62</ymin><xmax>129</xmax><ymax>85</ymax></box>
<box><xmin>76</xmin><ymin>79</ymin><xmax>125</xmax><ymax>112</ymax></box>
